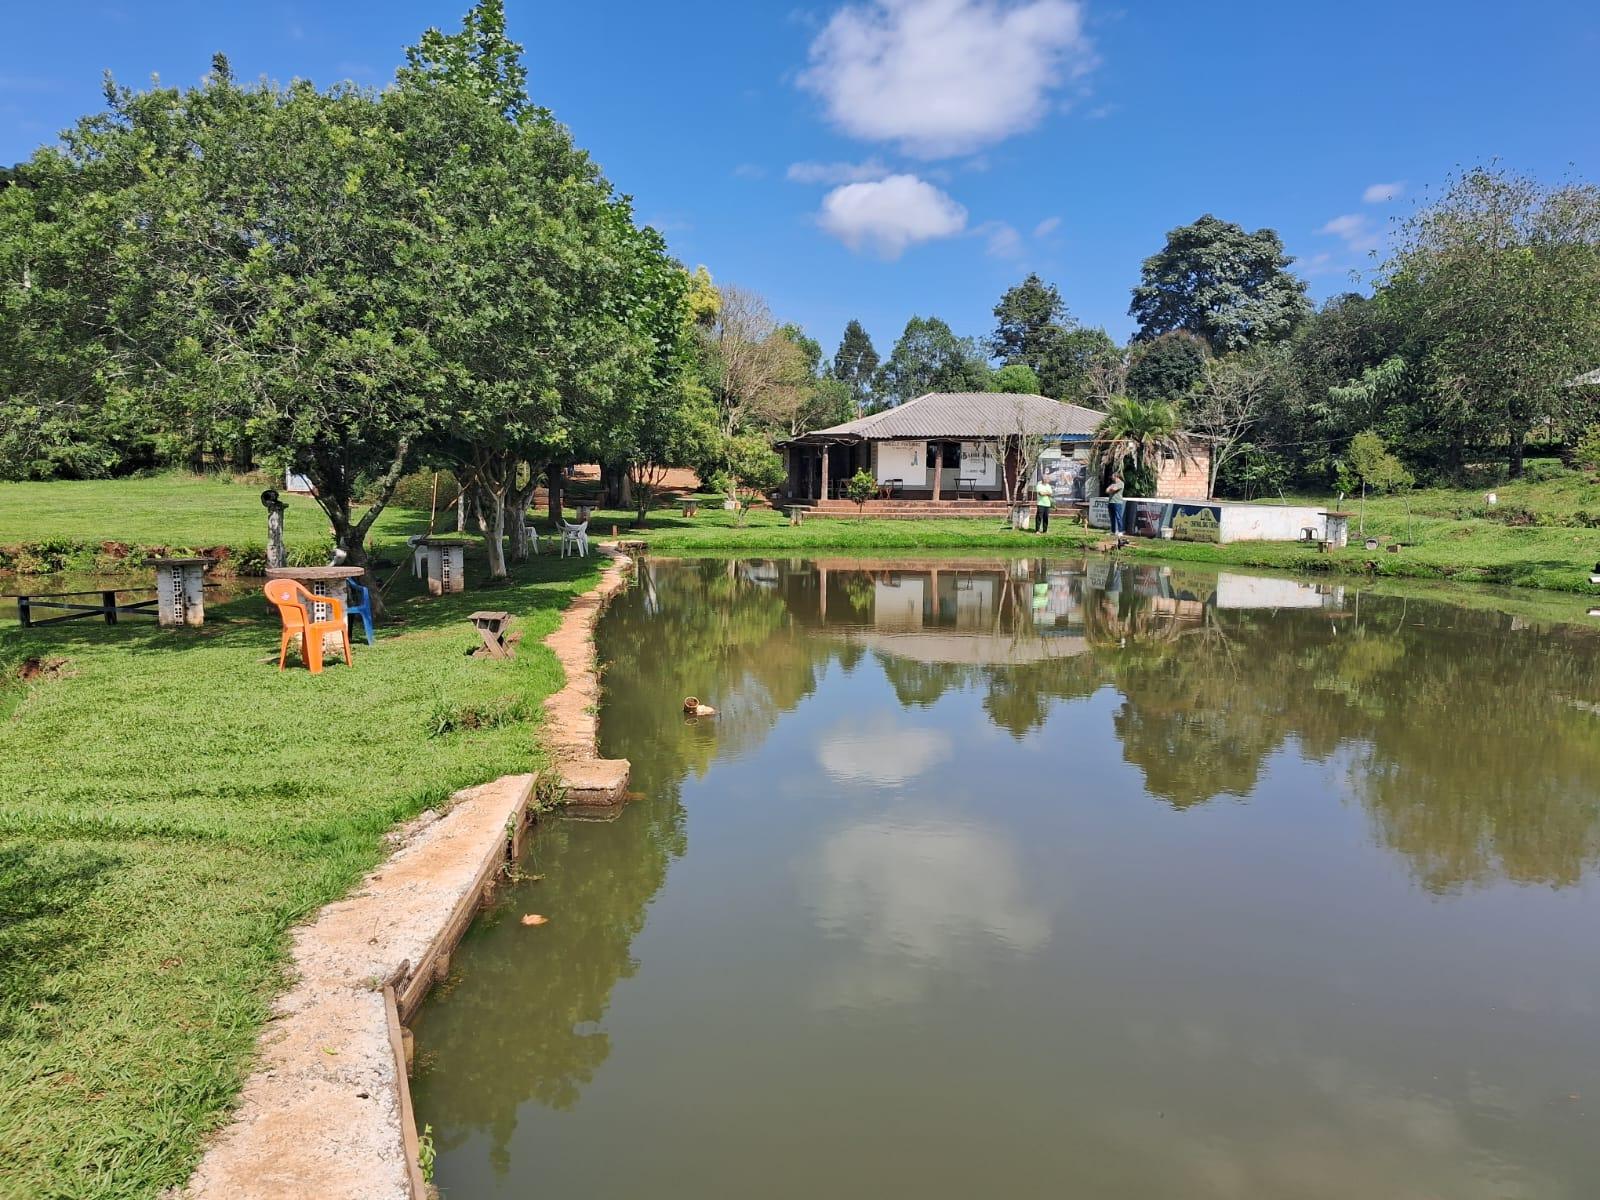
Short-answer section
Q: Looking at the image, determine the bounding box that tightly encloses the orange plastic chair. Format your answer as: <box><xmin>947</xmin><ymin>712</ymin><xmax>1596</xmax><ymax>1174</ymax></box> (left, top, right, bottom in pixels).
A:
<box><xmin>264</xmin><ymin>579</ymin><xmax>353</xmax><ymax>674</ymax></box>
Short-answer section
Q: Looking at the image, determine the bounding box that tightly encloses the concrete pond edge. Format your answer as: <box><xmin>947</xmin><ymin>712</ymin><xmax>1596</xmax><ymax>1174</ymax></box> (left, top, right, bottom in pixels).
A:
<box><xmin>180</xmin><ymin>546</ymin><xmax>635</xmax><ymax>1200</ymax></box>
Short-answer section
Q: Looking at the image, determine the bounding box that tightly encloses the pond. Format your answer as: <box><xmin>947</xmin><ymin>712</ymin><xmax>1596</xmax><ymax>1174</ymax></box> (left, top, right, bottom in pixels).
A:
<box><xmin>411</xmin><ymin>555</ymin><xmax>1600</xmax><ymax>1199</ymax></box>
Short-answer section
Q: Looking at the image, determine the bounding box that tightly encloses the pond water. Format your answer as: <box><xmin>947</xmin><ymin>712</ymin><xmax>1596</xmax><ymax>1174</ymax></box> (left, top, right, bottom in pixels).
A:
<box><xmin>412</xmin><ymin>556</ymin><xmax>1600</xmax><ymax>1199</ymax></box>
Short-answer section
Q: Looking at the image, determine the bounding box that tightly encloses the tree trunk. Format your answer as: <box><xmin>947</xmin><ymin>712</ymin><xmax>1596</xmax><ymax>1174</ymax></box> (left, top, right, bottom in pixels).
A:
<box><xmin>265</xmin><ymin>504</ymin><xmax>286</xmax><ymax>569</ymax></box>
<box><xmin>547</xmin><ymin>465</ymin><xmax>564</xmax><ymax>524</ymax></box>
<box><xmin>1508</xmin><ymin>428</ymin><xmax>1526</xmax><ymax>478</ymax></box>
<box><xmin>455</xmin><ymin>489</ymin><xmax>466</xmax><ymax>532</ymax></box>
<box><xmin>484</xmin><ymin>495</ymin><xmax>507</xmax><ymax>579</ymax></box>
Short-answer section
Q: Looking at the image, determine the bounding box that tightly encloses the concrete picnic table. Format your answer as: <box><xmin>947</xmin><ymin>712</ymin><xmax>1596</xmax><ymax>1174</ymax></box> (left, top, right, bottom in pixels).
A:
<box><xmin>417</xmin><ymin>537</ymin><xmax>470</xmax><ymax>595</ymax></box>
<box><xmin>265</xmin><ymin>565</ymin><xmax>365</xmax><ymax>651</ymax></box>
<box><xmin>143</xmin><ymin>556</ymin><xmax>214</xmax><ymax>627</ymax></box>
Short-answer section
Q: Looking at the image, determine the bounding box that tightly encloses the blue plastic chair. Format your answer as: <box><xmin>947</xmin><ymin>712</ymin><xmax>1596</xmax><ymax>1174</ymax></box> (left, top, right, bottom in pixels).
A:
<box><xmin>345</xmin><ymin>581</ymin><xmax>376</xmax><ymax>647</ymax></box>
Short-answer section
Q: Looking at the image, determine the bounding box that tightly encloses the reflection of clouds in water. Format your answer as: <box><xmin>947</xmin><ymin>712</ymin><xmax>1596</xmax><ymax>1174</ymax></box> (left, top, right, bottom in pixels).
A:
<box><xmin>810</xmin><ymin>819</ymin><xmax>1050</xmax><ymax>1008</ymax></box>
<box><xmin>1107</xmin><ymin>1019</ymin><xmax>1551</xmax><ymax>1199</ymax></box>
<box><xmin>816</xmin><ymin>714</ymin><xmax>952</xmax><ymax>786</ymax></box>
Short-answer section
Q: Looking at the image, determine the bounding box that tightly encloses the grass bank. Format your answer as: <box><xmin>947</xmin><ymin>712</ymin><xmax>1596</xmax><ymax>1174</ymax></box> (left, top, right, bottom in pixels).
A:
<box><xmin>0</xmin><ymin>553</ymin><xmax>601</xmax><ymax>1200</ymax></box>
<box><xmin>0</xmin><ymin>473</ymin><xmax>429</xmax><ymax>573</ymax></box>
<box><xmin>591</xmin><ymin>471</ymin><xmax>1600</xmax><ymax>595</ymax></box>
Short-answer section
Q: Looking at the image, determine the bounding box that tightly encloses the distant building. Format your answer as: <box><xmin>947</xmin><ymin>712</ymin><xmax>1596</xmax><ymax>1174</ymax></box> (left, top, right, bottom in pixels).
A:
<box><xmin>777</xmin><ymin>391</ymin><xmax>1211</xmax><ymax>513</ymax></box>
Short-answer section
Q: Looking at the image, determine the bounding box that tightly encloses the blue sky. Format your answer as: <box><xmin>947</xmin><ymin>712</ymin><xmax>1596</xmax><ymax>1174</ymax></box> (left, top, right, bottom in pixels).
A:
<box><xmin>3</xmin><ymin>1</ymin><xmax>1598</xmax><ymax>359</ymax></box>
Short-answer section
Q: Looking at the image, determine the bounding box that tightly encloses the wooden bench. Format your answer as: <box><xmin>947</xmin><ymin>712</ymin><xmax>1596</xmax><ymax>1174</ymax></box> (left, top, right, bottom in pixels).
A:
<box><xmin>467</xmin><ymin>611</ymin><xmax>518</xmax><ymax>660</ymax></box>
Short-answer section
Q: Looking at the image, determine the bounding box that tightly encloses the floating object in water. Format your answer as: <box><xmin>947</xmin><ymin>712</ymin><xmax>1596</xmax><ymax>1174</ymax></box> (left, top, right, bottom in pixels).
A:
<box><xmin>683</xmin><ymin>696</ymin><xmax>717</xmax><ymax>717</ymax></box>
<box><xmin>520</xmin><ymin>914</ymin><xmax>548</xmax><ymax>926</ymax></box>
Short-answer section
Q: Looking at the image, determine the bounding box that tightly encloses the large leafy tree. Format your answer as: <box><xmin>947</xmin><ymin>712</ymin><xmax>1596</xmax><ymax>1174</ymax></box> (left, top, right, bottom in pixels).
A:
<box><xmin>56</xmin><ymin>63</ymin><xmax>447</xmax><ymax>567</ymax></box>
<box><xmin>832</xmin><ymin>319</ymin><xmax>879</xmax><ymax>414</ymax></box>
<box><xmin>1127</xmin><ymin>330</ymin><xmax>1209</xmax><ymax>401</ymax></box>
<box><xmin>1378</xmin><ymin>166</ymin><xmax>1600</xmax><ymax>476</ymax></box>
<box><xmin>1130</xmin><ymin>215</ymin><xmax>1311</xmax><ymax>353</ymax></box>
<box><xmin>874</xmin><ymin>315</ymin><xmax>991</xmax><ymax>405</ymax></box>
<box><xmin>987</xmin><ymin>273</ymin><xmax>1118</xmax><ymax>400</ymax></box>
<box><xmin>396</xmin><ymin>2</ymin><xmax>665</xmax><ymax>574</ymax></box>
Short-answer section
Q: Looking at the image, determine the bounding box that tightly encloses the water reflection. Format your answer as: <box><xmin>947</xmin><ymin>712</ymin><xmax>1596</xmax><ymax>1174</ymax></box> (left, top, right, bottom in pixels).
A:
<box><xmin>816</xmin><ymin>714</ymin><xmax>952</xmax><ymax>786</ymax></box>
<box><xmin>810</xmin><ymin>818</ymin><xmax>1051</xmax><ymax>1008</ymax></box>
<box><xmin>413</xmin><ymin>556</ymin><xmax>1600</xmax><ymax>1199</ymax></box>
<box><xmin>605</xmin><ymin>556</ymin><xmax>1600</xmax><ymax>894</ymax></box>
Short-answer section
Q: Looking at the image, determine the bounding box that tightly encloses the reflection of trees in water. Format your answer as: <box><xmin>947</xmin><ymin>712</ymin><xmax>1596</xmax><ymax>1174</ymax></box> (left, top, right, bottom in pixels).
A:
<box><xmin>610</xmin><ymin>560</ymin><xmax>1600</xmax><ymax>893</ymax></box>
<box><xmin>422</xmin><ymin>560</ymin><xmax>1600</xmax><ymax>1159</ymax></box>
<box><xmin>414</xmin><ymin>790</ymin><xmax>685</xmax><ymax>1172</ymax></box>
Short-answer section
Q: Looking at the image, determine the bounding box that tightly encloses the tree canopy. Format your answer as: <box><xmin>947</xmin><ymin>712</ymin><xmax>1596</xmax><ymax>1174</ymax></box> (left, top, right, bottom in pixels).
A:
<box><xmin>1130</xmin><ymin>215</ymin><xmax>1311</xmax><ymax>353</ymax></box>
<box><xmin>875</xmin><ymin>315</ymin><xmax>991</xmax><ymax>405</ymax></box>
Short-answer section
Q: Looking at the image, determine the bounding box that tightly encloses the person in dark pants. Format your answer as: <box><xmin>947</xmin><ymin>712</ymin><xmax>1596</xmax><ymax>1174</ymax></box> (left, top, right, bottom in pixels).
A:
<box><xmin>1034</xmin><ymin>475</ymin><xmax>1053</xmax><ymax>533</ymax></box>
<box><xmin>1105</xmin><ymin>471</ymin><xmax>1126</xmax><ymax>535</ymax></box>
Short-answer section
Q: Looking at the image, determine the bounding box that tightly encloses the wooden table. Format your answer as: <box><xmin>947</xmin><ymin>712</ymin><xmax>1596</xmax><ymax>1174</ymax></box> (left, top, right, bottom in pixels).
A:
<box><xmin>265</xmin><ymin>565</ymin><xmax>365</xmax><ymax>650</ymax></box>
<box><xmin>417</xmin><ymin>538</ymin><xmax>470</xmax><ymax>595</ymax></box>
<box><xmin>143</xmin><ymin>557</ymin><xmax>213</xmax><ymax>626</ymax></box>
<box><xmin>467</xmin><ymin>610</ymin><xmax>516</xmax><ymax>659</ymax></box>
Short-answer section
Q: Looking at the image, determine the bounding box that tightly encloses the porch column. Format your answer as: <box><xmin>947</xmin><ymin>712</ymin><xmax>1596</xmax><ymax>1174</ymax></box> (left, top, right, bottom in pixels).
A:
<box><xmin>931</xmin><ymin>443</ymin><xmax>944</xmax><ymax>500</ymax></box>
<box><xmin>820</xmin><ymin>445</ymin><xmax>830</xmax><ymax>501</ymax></box>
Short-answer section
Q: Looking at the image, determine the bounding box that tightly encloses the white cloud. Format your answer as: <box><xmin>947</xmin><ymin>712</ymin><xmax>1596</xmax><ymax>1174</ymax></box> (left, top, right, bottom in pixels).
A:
<box><xmin>1363</xmin><ymin>180</ymin><xmax>1404</xmax><ymax>204</ymax></box>
<box><xmin>1319</xmin><ymin>212</ymin><xmax>1381</xmax><ymax>253</ymax></box>
<box><xmin>816</xmin><ymin>173</ymin><xmax>968</xmax><ymax>257</ymax></box>
<box><xmin>977</xmin><ymin>219</ymin><xmax>1023</xmax><ymax>258</ymax></box>
<box><xmin>817</xmin><ymin>714</ymin><xmax>952</xmax><ymax>785</ymax></box>
<box><xmin>1033</xmin><ymin>215</ymin><xmax>1061</xmax><ymax>237</ymax></box>
<box><xmin>786</xmin><ymin>157</ymin><xmax>892</xmax><ymax>184</ymax></box>
<box><xmin>809</xmin><ymin>818</ymin><xmax>1051</xmax><ymax>1007</ymax></box>
<box><xmin>732</xmin><ymin>162</ymin><xmax>768</xmax><ymax>180</ymax></box>
<box><xmin>798</xmin><ymin>0</ymin><xmax>1096</xmax><ymax>158</ymax></box>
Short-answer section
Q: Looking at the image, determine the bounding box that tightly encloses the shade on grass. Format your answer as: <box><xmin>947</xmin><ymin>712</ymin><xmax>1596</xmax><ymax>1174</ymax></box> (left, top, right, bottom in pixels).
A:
<box><xmin>0</xmin><ymin>552</ymin><xmax>601</xmax><ymax>1200</ymax></box>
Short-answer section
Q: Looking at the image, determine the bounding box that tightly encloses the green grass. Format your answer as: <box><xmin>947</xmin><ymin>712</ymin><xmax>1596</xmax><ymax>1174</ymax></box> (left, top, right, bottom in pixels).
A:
<box><xmin>0</xmin><ymin>472</ymin><xmax>424</xmax><ymax>548</ymax></box>
<box><xmin>0</xmin><ymin>552</ymin><xmax>601</xmax><ymax>1200</ymax></box>
<box><xmin>584</xmin><ymin>470</ymin><xmax>1600</xmax><ymax>595</ymax></box>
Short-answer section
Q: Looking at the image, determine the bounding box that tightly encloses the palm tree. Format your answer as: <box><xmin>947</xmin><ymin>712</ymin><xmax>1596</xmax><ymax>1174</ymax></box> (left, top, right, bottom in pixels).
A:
<box><xmin>1091</xmin><ymin>395</ymin><xmax>1194</xmax><ymax>490</ymax></box>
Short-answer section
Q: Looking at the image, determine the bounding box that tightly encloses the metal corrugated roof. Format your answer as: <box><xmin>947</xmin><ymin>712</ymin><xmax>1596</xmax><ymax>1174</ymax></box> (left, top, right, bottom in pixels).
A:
<box><xmin>807</xmin><ymin>392</ymin><xmax>1107</xmax><ymax>440</ymax></box>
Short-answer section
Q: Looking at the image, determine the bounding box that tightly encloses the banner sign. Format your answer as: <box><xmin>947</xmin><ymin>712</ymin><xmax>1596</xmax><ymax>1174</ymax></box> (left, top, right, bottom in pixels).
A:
<box><xmin>1169</xmin><ymin>503</ymin><xmax>1223</xmax><ymax>543</ymax></box>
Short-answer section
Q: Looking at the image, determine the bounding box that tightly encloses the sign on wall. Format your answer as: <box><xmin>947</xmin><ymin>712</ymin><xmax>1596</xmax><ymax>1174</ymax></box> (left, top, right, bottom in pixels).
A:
<box><xmin>1169</xmin><ymin>503</ymin><xmax>1222</xmax><ymax>543</ymax></box>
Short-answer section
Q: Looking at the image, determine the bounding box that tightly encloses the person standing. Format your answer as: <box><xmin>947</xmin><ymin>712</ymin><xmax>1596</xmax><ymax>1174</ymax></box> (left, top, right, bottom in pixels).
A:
<box><xmin>1105</xmin><ymin>471</ymin><xmax>1126</xmax><ymax>535</ymax></box>
<box><xmin>1034</xmin><ymin>474</ymin><xmax>1054</xmax><ymax>534</ymax></box>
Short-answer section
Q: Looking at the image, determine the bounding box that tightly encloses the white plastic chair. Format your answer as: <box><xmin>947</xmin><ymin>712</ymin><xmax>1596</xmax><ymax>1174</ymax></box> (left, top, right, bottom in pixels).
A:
<box><xmin>524</xmin><ymin>527</ymin><xmax>542</xmax><ymax>556</ymax></box>
<box><xmin>560</xmin><ymin>520</ymin><xmax>589</xmax><ymax>558</ymax></box>
<box><xmin>406</xmin><ymin>534</ymin><xmax>428</xmax><ymax>578</ymax></box>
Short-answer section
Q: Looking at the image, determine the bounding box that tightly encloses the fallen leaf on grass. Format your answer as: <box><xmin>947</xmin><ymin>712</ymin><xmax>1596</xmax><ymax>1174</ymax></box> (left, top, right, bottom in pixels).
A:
<box><xmin>520</xmin><ymin>914</ymin><xmax>548</xmax><ymax>926</ymax></box>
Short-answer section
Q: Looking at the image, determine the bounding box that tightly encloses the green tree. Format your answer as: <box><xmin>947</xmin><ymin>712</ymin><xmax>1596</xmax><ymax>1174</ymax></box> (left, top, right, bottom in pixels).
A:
<box><xmin>987</xmin><ymin>273</ymin><xmax>1114</xmax><ymax>400</ymax></box>
<box><xmin>875</xmin><ymin>315</ymin><xmax>991</xmax><ymax>405</ymax></box>
<box><xmin>725</xmin><ymin>433</ymin><xmax>785</xmax><ymax>525</ymax></box>
<box><xmin>832</xmin><ymin>319</ymin><xmax>880</xmax><ymax>414</ymax></box>
<box><xmin>1130</xmin><ymin>214</ymin><xmax>1311</xmax><ymax>352</ymax></box>
<box><xmin>988</xmin><ymin>363</ymin><xmax>1041</xmax><ymax>394</ymax></box>
<box><xmin>844</xmin><ymin>467</ymin><xmax>877</xmax><ymax>516</ymax></box>
<box><xmin>1338</xmin><ymin>429</ymin><xmax>1413</xmax><ymax>533</ymax></box>
<box><xmin>1127</xmin><ymin>330</ymin><xmax>1209</xmax><ymax>401</ymax></box>
<box><xmin>1378</xmin><ymin>166</ymin><xmax>1600</xmax><ymax>477</ymax></box>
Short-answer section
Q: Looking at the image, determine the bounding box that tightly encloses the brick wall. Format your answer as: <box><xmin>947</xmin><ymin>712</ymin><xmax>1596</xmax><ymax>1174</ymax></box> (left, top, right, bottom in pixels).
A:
<box><xmin>1154</xmin><ymin>444</ymin><xmax>1211</xmax><ymax>500</ymax></box>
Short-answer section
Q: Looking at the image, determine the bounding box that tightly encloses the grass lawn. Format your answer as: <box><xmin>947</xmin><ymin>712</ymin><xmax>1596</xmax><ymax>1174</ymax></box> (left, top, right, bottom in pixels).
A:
<box><xmin>0</xmin><ymin>472</ymin><xmax>425</xmax><ymax>549</ymax></box>
<box><xmin>0</xmin><ymin>552</ymin><xmax>601</xmax><ymax>1200</ymax></box>
<box><xmin>585</xmin><ymin>469</ymin><xmax>1600</xmax><ymax>594</ymax></box>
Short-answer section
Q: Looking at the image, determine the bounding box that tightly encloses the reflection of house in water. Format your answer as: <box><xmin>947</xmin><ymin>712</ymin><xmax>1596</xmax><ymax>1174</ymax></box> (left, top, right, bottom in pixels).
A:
<box><xmin>813</xmin><ymin>559</ymin><xmax>1091</xmax><ymax>665</ymax></box>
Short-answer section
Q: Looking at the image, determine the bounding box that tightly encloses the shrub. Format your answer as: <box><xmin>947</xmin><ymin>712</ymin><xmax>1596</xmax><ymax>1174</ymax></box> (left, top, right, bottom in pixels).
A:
<box><xmin>389</xmin><ymin>469</ymin><xmax>462</xmax><ymax>511</ymax></box>
<box><xmin>1575</xmin><ymin>425</ymin><xmax>1600</xmax><ymax>475</ymax></box>
<box><xmin>427</xmin><ymin>694</ymin><xmax>530</xmax><ymax>737</ymax></box>
<box><xmin>1521</xmin><ymin>459</ymin><xmax>1569</xmax><ymax>483</ymax></box>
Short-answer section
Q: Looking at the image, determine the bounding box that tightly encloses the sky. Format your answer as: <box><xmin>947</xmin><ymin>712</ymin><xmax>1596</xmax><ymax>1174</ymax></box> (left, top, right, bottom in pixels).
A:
<box><xmin>3</xmin><ymin>0</ymin><xmax>1598</xmax><ymax>360</ymax></box>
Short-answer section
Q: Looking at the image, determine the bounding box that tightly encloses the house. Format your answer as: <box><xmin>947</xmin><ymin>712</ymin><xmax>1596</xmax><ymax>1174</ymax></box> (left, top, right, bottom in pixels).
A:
<box><xmin>777</xmin><ymin>391</ymin><xmax>1211</xmax><ymax>514</ymax></box>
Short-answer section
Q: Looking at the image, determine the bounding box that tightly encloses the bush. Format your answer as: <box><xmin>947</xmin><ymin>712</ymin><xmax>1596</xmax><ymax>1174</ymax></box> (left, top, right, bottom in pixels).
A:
<box><xmin>427</xmin><ymin>694</ymin><xmax>530</xmax><ymax>737</ymax></box>
<box><xmin>389</xmin><ymin>469</ymin><xmax>462</xmax><ymax>511</ymax></box>
<box><xmin>1575</xmin><ymin>425</ymin><xmax>1600</xmax><ymax>475</ymax></box>
<box><xmin>1521</xmin><ymin>459</ymin><xmax>1570</xmax><ymax>483</ymax></box>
